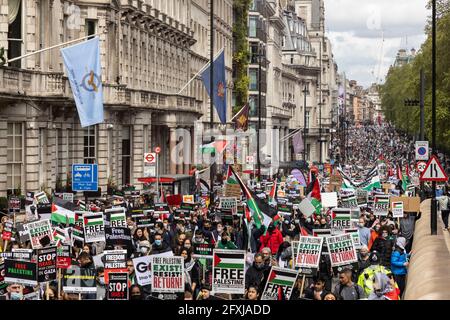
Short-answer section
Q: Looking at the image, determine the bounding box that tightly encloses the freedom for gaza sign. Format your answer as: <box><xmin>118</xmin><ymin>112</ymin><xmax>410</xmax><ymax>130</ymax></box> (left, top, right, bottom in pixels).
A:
<box><xmin>325</xmin><ymin>233</ymin><xmax>358</xmax><ymax>273</ymax></box>
<box><xmin>212</xmin><ymin>249</ymin><xmax>245</xmax><ymax>295</ymax></box>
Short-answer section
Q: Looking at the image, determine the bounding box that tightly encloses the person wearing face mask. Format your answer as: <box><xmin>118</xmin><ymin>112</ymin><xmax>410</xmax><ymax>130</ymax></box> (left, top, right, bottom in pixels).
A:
<box><xmin>245</xmin><ymin>253</ymin><xmax>269</xmax><ymax>294</ymax></box>
<box><xmin>192</xmin><ymin>230</ymin><xmax>207</xmax><ymax>245</ymax></box>
<box><xmin>357</xmin><ymin>217</ymin><xmax>371</xmax><ymax>247</ymax></box>
<box><xmin>155</xmin><ymin>222</ymin><xmax>171</xmax><ymax>248</ymax></box>
<box><xmin>151</xmin><ymin>233</ymin><xmax>172</xmax><ymax>254</ymax></box>
<box><xmin>217</xmin><ymin>232</ymin><xmax>238</xmax><ymax>250</ymax></box>
<box><xmin>130</xmin><ymin>284</ymin><xmax>144</xmax><ymax>300</ymax></box>
<box><xmin>138</xmin><ymin>240</ymin><xmax>151</xmax><ymax>256</ymax></box>
<box><xmin>6</xmin><ymin>283</ymin><xmax>24</xmax><ymax>300</ymax></box>
<box><xmin>357</xmin><ymin>245</ymin><xmax>371</xmax><ymax>277</ymax></box>
<box><xmin>95</xmin><ymin>267</ymin><xmax>106</xmax><ymax>300</ymax></box>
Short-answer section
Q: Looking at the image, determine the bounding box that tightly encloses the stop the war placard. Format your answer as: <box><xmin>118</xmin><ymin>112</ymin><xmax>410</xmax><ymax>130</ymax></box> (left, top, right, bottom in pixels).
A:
<box><xmin>37</xmin><ymin>246</ymin><xmax>57</xmax><ymax>282</ymax></box>
<box><xmin>261</xmin><ymin>267</ymin><xmax>298</xmax><ymax>300</ymax></box>
<box><xmin>4</xmin><ymin>259</ymin><xmax>38</xmax><ymax>287</ymax></box>
<box><xmin>151</xmin><ymin>256</ymin><xmax>184</xmax><ymax>293</ymax></box>
<box><xmin>107</xmin><ymin>272</ymin><xmax>129</xmax><ymax>300</ymax></box>
<box><xmin>295</xmin><ymin>236</ymin><xmax>323</xmax><ymax>275</ymax></box>
<box><xmin>25</xmin><ymin>219</ymin><xmax>54</xmax><ymax>249</ymax></box>
<box><xmin>83</xmin><ymin>212</ymin><xmax>105</xmax><ymax>243</ymax></box>
<box><xmin>212</xmin><ymin>249</ymin><xmax>245</xmax><ymax>295</ymax></box>
<box><xmin>325</xmin><ymin>233</ymin><xmax>358</xmax><ymax>273</ymax></box>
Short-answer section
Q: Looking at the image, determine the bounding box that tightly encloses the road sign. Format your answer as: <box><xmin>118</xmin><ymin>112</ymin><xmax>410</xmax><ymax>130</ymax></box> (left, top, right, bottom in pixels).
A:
<box><xmin>144</xmin><ymin>166</ymin><xmax>156</xmax><ymax>177</ymax></box>
<box><xmin>154</xmin><ymin>147</ymin><xmax>161</xmax><ymax>154</ymax></box>
<box><xmin>72</xmin><ymin>164</ymin><xmax>98</xmax><ymax>191</ymax></box>
<box><xmin>419</xmin><ymin>155</ymin><xmax>449</xmax><ymax>182</ymax></box>
<box><xmin>144</xmin><ymin>153</ymin><xmax>156</xmax><ymax>164</ymax></box>
<box><xmin>416</xmin><ymin>161</ymin><xmax>427</xmax><ymax>173</ymax></box>
<box><xmin>415</xmin><ymin>141</ymin><xmax>429</xmax><ymax>161</ymax></box>
<box><xmin>246</xmin><ymin>156</ymin><xmax>254</xmax><ymax>164</ymax></box>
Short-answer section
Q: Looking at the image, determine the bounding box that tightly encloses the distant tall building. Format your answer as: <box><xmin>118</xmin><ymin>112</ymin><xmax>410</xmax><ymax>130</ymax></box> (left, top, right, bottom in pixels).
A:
<box><xmin>393</xmin><ymin>48</ymin><xmax>416</xmax><ymax>67</ymax></box>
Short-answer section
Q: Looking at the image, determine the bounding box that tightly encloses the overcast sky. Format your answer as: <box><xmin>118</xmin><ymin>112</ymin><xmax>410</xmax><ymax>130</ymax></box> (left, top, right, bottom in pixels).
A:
<box><xmin>324</xmin><ymin>0</ymin><xmax>429</xmax><ymax>88</ymax></box>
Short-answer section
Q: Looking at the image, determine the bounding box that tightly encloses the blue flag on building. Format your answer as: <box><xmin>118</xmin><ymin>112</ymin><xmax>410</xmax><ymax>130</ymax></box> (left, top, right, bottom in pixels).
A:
<box><xmin>201</xmin><ymin>50</ymin><xmax>227</xmax><ymax>124</ymax></box>
<box><xmin>61</xmin><ymin>37</ymin><xmax>104</xmax><ymax>127</ymax></box>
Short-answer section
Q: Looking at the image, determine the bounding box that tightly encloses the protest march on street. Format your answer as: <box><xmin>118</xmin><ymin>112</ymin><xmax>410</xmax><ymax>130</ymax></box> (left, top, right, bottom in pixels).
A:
<box><xmin>1</xmin><ymin>122</ymin><xmax>448</xmax><ymax>301</ymax></box>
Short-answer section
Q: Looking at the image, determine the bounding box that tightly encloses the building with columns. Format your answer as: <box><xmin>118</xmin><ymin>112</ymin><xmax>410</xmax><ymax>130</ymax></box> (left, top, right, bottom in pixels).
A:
<box><xmin>0</xmin><ymin>0</ymin><xmax>232</xmax><ymax>197</ymax></box>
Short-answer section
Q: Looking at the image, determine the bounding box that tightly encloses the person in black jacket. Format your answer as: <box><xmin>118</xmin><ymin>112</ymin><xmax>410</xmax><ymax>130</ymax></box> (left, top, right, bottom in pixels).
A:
<box><xmin>245</xmin><ymin>253</ymin><xmax>270</xmax><ymax>294</ymax></box>
<box><xmin>303</xmin><ymin>278</ymin><xmax>329</xmax><ymax>300</ymax></box>
<box><xmin>318</xmin><ymin>252</ymin><xmax>333</xmax><ymax>292</ymax></box>
<box><xmin>371</xmin><ymin>226</ymin><xmax>394</xmax><ymax>268</ymax></box>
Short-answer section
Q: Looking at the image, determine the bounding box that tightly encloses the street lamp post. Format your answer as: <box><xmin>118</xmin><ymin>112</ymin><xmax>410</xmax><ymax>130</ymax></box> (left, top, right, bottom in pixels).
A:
<box><xmin>431</xmin><ymin>0</ymin><xmax>437</xmax><ymax>235</ymax></box>
<box><xmin>256</xmin><ymin>44</ymin><xmax>263</xmax><ymax>181</ymax></box>
<box><xmin>209</xmin><ymin>0</ymin><xmax>215</xmax><ymax>202</ymax></box>
<box><xmin>303</xmin><ymin>85</ymin><xmax>308</xmax><ymax>164</ymax></box>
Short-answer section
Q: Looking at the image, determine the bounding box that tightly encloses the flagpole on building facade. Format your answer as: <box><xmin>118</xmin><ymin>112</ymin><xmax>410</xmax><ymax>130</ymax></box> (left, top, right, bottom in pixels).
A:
<box><xmin>209</xmin><ymin>0</ymin><xmax>215</xmax><ymax>201</ymax></box>
<box><xmin>5</xmin><ymin>33</ymin><xmax>104</xmax><ymax>64</ymax></box>
<box><xmin>177</xmin><ymin>48</ymin><xmax>225</xmax><ymax>95</ymax></box>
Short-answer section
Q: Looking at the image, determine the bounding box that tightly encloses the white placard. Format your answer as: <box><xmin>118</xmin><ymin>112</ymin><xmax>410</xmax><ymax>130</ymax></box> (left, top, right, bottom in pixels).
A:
<box><xmin>320</xmin><ymin>192</ymin><xmax>338</xmax><ymax>208</ymax></box>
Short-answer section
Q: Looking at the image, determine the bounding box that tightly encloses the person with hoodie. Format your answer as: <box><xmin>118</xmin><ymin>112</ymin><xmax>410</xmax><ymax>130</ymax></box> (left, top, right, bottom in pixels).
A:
<box><xmin>357</xmin><ymin>245</ymin><xmax>371</xmax><ymax>278</ymax></box>
<box><xmin>371</xmin><ymin>225</ymin><xmax>394</xmax><ymax>268</ymax></box>
<box><xmin>390</xmin><ymin>237</ymin><xmax>410</xmax><ymax>296</ymax></box>
<box><xmin>357</xmin><ymin>217</ymin><xmax>371</xmax><ymax>247</ymax></box>
<box><xmin>367</xmin><ymin>273</ymin><xmax>399</xmax><ymax>300</ymax></box>
<box><xmin>357</xmin><ymin>251</ymin><xmax>393</xmax><ymax>296</ymax></box>
<box><xmin>180</xmin><ymin>247</ymin><xmax>201</xmax><ymax>297</ymax></box>
<box><xmin>245</xmin><ymin>253</ymin><xmax>270</xmax><ymax>294</ymax></box>
<box><xmin>259</xmin><ymin>223</ymin><xmax>283</xmax><ymax>255</ymax></box>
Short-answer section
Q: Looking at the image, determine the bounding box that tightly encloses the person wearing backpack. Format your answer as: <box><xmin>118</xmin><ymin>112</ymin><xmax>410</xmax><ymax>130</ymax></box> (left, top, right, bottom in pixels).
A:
<box><xmin>333</xmin><ymin>269</ymin><xmax>365</xmax><ymax>300</ymax></box>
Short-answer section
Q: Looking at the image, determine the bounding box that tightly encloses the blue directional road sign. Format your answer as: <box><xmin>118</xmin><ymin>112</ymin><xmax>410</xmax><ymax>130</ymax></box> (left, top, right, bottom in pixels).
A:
<box><xmin>72</xmin><ymin>164</ymin><xmax>98</xmax><ymax>191</ymax></box>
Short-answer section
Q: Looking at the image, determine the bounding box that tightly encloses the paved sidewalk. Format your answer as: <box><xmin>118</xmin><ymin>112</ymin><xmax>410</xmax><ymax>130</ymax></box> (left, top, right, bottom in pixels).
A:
<box><xmin>404</xmin><ymin>199</ymin><xmax>450</xmax><ymax>300</ymax></box>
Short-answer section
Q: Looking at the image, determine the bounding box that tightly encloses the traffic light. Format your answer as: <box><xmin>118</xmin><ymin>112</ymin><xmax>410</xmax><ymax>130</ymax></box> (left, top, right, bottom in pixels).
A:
<box><xmin>0</xmin><ymin>47</ymin><xmax>5</xmax><ymax>66</ymax></box>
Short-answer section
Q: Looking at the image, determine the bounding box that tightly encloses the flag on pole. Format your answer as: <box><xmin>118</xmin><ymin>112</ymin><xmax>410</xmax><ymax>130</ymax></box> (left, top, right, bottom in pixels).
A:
<box><xmin>229</xmin><ymin>166</ymin><xmax>274</xmax><ymax>231</ymax></box>
<box><xmin>61</xmin><ymin>37</ymin><xmax>104</xmax><ymax>127</ymax></box>
<box><xmin>305</xmin><ymin>172</ymin><xmax>322</xmax><ymax>216</ymax></box>
<box><xmin>268</xmin><ymin>180</ymin><xmax>277</xmax><ymax>204</ymax></box>
<box><xmin>292</xmin><ymin>130</ymin><xmax>304</xmax><ymax>154</ymax></box>
<box><xmin>233</xmin><ymin>104</ymin><xmax>249</xmax><ymax>131</ymax></box>
<box><xmin>201</xmin><ymin>140</ymin><xmax>228</xmax><ymax>154</ymax></box>
<box><xmin>201</xmin><ymin>50</ymin><xmax>227</xmax><ymax>124</ymax></box>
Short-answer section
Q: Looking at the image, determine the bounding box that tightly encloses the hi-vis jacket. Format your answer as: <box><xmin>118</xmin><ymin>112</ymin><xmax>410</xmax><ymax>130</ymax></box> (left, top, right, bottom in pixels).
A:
<box><xmin>357</xmin><ymin>265</ymin><xmax>396</xmax><ymax>296</ymax></box>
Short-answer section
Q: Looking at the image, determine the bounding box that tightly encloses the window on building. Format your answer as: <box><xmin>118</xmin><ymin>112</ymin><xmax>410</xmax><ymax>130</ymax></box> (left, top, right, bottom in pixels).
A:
<box><xmin>122</xmin><ymin>126</ymin><xmax>132</xmax><ymax>185</ymax></box>
<box><xmin>84</xmin><ymin>126</ymin><xmax>97</xmax><ymax>164</ymax></box>
<box><xmin>306</xmin><ymin>144</ymin><xmax>311</xmax><ymax>161</ymax></box>
<box><xmin>7</xmin><ymin>0</ymin><xmax>22</xmax><ymax>68</ymax></box>
<box><xmin>249</xmin><ymin>96</ymin><xmax>257</xmax><ymax>117</ymax></box>
<box><xmin>249</xmin><ymin>69</ymin><xmax>258</xmax><ymax>91</ymax></box>
<box><xmin>249</xmin><ymin>16</ymin><xmax>258</xmax><ymax>38</ymax></box>
<box><xmin>7</xmin><ymin>123</ymin><xmax>23</xmax><ymax>194</ymax></box>
<box><xmin>39</xmin><ymin>128</ymin><xmax>47</xmax><ymax>187</ymax></box>
<box><xmin>85</xmin><ymin>19</ymin><xmax>97</xmax><ymax>39</ymax></box>
<box><xmin>282</xmin><ymin>36</ymin><xmax>286</xmax><ymax>48</ymax></box>
<box><xmin>57</xmin><ymin>128</ymin><xmax>64</xmax><ymax>179</ymax></box>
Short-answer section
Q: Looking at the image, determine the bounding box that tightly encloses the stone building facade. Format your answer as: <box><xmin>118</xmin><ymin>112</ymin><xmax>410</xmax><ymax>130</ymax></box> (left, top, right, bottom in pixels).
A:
<box><xmin>0</xmin><ymin>0</ymin><xmax>233</xmax><ymax>197</ymax></box>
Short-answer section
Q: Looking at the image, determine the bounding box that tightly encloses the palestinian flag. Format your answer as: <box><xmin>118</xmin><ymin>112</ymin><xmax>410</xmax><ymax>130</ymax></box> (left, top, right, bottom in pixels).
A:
<box><xmin>34</xmin><ymin>191</ymin><xmax>50</xmax><ymax>204</ymax></box>
<box><xmin>201</xmin><ymin>140</ymin><xmax>228</xmax><ymax>154</ymax></box>
<box><xmin>305</xmin><ymin>172</ymin><xmax>322</xmax><ymax>215</ymax></box>
<box><xmin>268</xmin><ymin>180</ymin><xmax>277</xmax><ymax>204</ymax></box>
<box><xmin>83</xmin><ymin>213</ymin><xmax>104</xmax><ymax>227</ymax></box>
<box><xmin>108</xmin><ymin>211</ymin><xmax>126</xmax><ymax>224</ymax></box>
<box><xmin>228</xmin><ymin>166</ymin><xmax>275</xmax><ymax>230</ymax></box>
<box><xmin>53</xmin><ymin>227</ymin><xmax>69</xmax><ymax>246</ymax></box>
<box><xmin>51</xmin><ymin>203</ymin><xmax>75</xmax><ymax>225</ymax></box>
<box><xmin>267</xmin><ymin>268</ymin><xmax>297</xmax><ymax>287</ymax></box>
<box><xmin>72</xmin><ymin>212</ymin><xmax>84</xmax><ymax>241</ymax></box>
<box><xmin>226</xmin><ymin>165</ymin><xmax>239</xmax><ymax>185</ymax></box>
<box><xmin>337</xmin><ymin>166</ymin><xmax>356</xmax><ymax>189</ymax></box>
<box><xmin>77</xmin><ymin>200</ymin><xmax>87</xmax><ymax>211</ymax></box>
<box><xmin>213</xmin><ymin>250</ymin><xmax>245</xmax><ymax>270</ymax></box>
<box><xmin>244</xmin><ymin>205</ymin><xmax>252</xmax><ymax>223</ymax></box>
